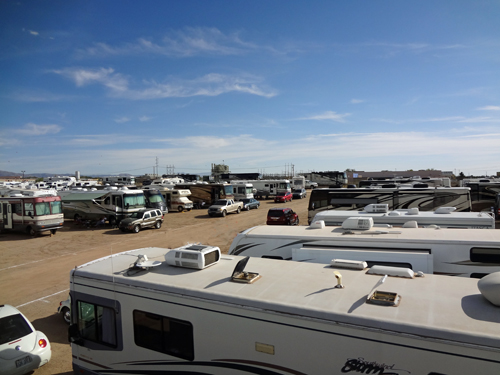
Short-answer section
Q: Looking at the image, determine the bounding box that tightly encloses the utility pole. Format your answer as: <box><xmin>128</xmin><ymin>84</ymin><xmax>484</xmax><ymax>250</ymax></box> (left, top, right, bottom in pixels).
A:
<box><xmin>21</xmin><ymin>170</ymin><xmax>25</xmax><ymax>179</ymax></box>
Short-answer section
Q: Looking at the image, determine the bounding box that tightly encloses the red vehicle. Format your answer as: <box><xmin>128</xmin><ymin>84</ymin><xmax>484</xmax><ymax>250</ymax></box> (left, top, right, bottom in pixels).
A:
<box><xmin>266</xmin><ymin>208</ymin><xmax>299</xmax><ymax>225</ymax></box>
<box><xmin>274</xmin><ymin>191</ymin><xmax>293</xmax><ymax>203</ymax></box>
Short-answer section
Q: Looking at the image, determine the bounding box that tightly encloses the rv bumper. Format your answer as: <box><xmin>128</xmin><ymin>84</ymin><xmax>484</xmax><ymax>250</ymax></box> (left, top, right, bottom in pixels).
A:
<box><xmin>33</xmin><ymin>221</ymin><xmax>64</xmax><ymax>233</ymax></box>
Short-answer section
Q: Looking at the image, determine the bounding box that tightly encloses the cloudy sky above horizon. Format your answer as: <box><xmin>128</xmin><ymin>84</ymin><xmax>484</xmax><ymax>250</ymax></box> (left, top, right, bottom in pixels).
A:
<box><xmin>1</xmin><ymin>0</ymin><xmax>500</xmax><ymax>176</ymax></box>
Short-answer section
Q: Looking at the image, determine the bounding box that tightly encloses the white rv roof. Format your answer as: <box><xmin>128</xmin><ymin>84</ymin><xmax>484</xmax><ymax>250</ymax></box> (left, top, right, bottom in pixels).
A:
<box><xmin>233</xmin><ymin>224</ymin><xmax>500</xmax><ymax>245</ymax></box>
<box><xmin>73</xmin><ymin>247</ymin><xmax>500</xmax><ymax>350</ymax></box>
<box><xmin>312</xmin><ymin>208</ymin><xmax>495</xmax><ymax>228</ymax></box>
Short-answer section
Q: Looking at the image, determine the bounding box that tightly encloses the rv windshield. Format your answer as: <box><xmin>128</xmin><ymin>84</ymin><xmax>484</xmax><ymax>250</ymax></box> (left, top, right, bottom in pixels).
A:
<box><xmin>124</xmin><ymin>193</ymin><xmax>146</xmax><ymax>208</ymax></box>
<box><xmin>146</xmin><ymin>191</ymin><xmax>165</xmax><ymax>204</ymax></box>
<box><xmin>224</xmin><ymin>185</ymin><xmax>233</xmax><ymax>196</ymax></box>
<box><xmin>35</xmin><ymin>202</ymin><xmax>51</xmax><ymax>216</ymax></box>
<box><xmin>51</xmin><ymin>201</ymin><xmax>62</xmax><ymax>214</ymax></box>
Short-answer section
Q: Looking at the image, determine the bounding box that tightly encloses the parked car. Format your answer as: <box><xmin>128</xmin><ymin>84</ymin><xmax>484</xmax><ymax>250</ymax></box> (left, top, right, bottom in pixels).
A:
<box><xmin>57</xmin><ymin>296</ymin><xmax>71</xmax><ymax>324</ymax></box>
<box><xmin>118</xmin><ymin>208</ymin><xmax>164</xmax><ymax>233</ymax></box>
<box><xmin>0</xmin><ymin>304</ymin><xmax>52</xmax><ymax>375</ymax></box>
<box><xmin>266</xmin><ymin>208</ymin><xmax>299</xmax><ymax>225</ymax></box>
<box><xmin>274</xmin><ymin>191</ymin><xmax>293</xmax><ymax>203</ymax></box>
<box><xmin>240</xmin><ymin>198</ymin><xmax>260</xmax><ymax>211</ymax></box>
<box><xmin>305</xmin><ymin>180</ymin><xmax>318</xmax><ymax>189</ymax></box>
<box><xmin>292</xmin><ymin>188</ymin><xmax>307</xmax><ymax>199</ymax></box>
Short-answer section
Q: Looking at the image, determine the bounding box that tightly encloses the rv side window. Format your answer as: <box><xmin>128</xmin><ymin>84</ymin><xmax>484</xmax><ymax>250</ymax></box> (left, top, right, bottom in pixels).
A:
<box><xmin>24</xmin><ymin>202</ymin><xmax>34</xmax><ymax>214</ymax></box>
<box><xmin>133</xmin><ymin>310</ymin><xmax>194</xmax><ymax>361</ymax></box>
<box><xmin>104</xmin><ymin>197</ymin><xmax>111</xmax><ymax>205</ymax></box>
<box><xmin>470</xmin><ymin>248</ymin><xmax>500</xmax><ymax>263</ymax></box>
<box><xmin>77</xmin><ymin>301</ymin><xmax>117</xmax><ymax>347</ymax></box>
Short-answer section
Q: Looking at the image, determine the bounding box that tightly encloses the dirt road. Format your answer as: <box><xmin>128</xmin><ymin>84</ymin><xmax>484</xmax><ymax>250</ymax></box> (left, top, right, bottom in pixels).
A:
<box><xmin>0</xmin><ymin>196</ymin><xmax>309</xmax><ymax>375</ymax></box>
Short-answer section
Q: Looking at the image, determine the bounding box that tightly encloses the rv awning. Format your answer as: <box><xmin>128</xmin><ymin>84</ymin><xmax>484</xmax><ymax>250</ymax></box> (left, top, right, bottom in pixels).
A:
<box><xmin>61</xmin><ymin>192</ymin><xmax>107</xmax><ymax>201</ymax></box>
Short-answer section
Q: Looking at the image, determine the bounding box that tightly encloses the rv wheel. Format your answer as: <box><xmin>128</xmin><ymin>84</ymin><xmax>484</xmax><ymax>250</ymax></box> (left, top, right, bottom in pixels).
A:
<box><xmin>28</xmin><ymin>227</ymin><xmax>37</xmax><ymax>236</ymax></box>
<box><xmin>155</xmin><ymin>221</ymin><xmax>162</xmax><ymax>229</ymax></box>
<box><xmin>178</xmin><ymin>206</ymin><xmax>184</xmax><ymax>212</ymax></box>
<box><xmin>50</xmin><ymin>229</ymin><xmax>57</xmax><ymax>235</ymax></box>
<box><xmin>108</xmin><ymin>216</ymin><xmax>117</xmax><ymax>227</ymax></box>
<box><xmin>61</xmin><ymin>307</ymin><xmax>71</xmax><ymax>324</ymax></box>
<box><xmin>133</xmin><ymin>225</ymin><xmax>140</xmax><ymax>233</ymax></box>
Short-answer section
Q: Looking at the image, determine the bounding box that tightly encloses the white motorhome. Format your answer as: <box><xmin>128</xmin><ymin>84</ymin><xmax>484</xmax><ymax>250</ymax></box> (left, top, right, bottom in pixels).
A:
<box><xmin>232</xmin><ymin>182</ymin><xmax>254</xmax><ymax>200</ymax></box>
<box><xmin>59</xmin><ymin>186</ymin><xmax>146</xmax><ymax>225</ymax></box>
<box><xmin>102</xmin><ymin>175</ymin><xmax>136</xmax><ymax>186</ymax></box>
<box><xmin>232</xmin><ymin>179</ymin><xmax>290</xmax><ymax>200</ymax></box>
<box><xmin>68</xmin><ymin>246</ymin><xmax>500</xmax><ymax>374</ymax></box>
<box><xmin>143</xmin><ymin>185</ymin><xmax>193</xmax><ymax>212</ymax></box>
<box><xmin>0</xmin><ymin>190</ymin><xmax>64</xmax><ymax>236</ymax></box>
<box><xmin>291</xmin><ymin>176</ymin><xmax>306</xmax><ymax>190</ymax></box>
<box><xmin>228</xmin><ymin>220</ymin><xmax>500</xmax><ymax>278</ymax></box>
<box><xmin>312</xmin><ymin>204</ymin><xmax>495</xmax><ymax>229</ymax></box>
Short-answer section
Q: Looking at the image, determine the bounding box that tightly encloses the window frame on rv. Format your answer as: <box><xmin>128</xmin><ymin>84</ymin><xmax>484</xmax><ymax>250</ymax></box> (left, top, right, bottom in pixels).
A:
<box><xmin>133</xmin><ymin>309</ymin><xmax>194</xmax><ymax>361</ymax></box>
<box><xmin>72</xmin><ymin>293</ymin><xmax>122</xmax><ymax>351</ymax></box>
<box><xmin>470</xmin><ymin>247</ymin><xmax>500</xmax><ymax>263</ymax></box>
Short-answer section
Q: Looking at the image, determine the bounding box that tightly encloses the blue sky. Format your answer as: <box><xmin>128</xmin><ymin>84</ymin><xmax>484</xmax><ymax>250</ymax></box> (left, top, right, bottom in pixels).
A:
<box><xmin>1</xmin><ymin>0</ymin><xmax>500</xmax><ymax>177</ymax></box>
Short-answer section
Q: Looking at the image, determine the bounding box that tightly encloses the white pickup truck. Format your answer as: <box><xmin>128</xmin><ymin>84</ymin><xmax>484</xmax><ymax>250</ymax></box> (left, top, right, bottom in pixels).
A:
<box><xmin>207</xmin><ymin>199</ymin><xmax>243</xmax><ymax>217</ymax></box>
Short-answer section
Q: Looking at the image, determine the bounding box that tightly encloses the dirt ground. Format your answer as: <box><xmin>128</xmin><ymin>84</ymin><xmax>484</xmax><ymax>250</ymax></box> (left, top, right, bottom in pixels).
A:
<box><xmin>0</xmin><ymin>196</ymin><xmax>309</xmax><ymax>375</ymax></box>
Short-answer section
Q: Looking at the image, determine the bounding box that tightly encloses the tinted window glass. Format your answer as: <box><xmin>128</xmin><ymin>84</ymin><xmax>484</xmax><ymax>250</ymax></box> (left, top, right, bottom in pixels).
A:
<box><xmin>0</xmin><ymin>313</ymin><xmax>33</xmax><ymax>345</ymax></box>
<box><xmin>133</xmin><ymin>310</ymin><xmax>194</xmax><ymax>361</ymax></box>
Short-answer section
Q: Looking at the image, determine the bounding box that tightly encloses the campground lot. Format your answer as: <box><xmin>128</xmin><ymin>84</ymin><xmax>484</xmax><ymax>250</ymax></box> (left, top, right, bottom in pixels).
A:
<box><xmin>0</xmin><ymin>196</ymin><xmax>308</xmax><ymax>375</ymax></box>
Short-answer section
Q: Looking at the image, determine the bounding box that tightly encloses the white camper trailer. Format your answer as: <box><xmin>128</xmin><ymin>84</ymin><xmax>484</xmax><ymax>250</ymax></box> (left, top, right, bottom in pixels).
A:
<box><xmin>68</xmin><ymin>246</ymin><xmax>500</xmax><ymax>374</ymax></box>
<box><xmin>232</xmin><ymin>179</ymin><xmax>291</xmax><ymax>200</ymax></box>
<box><xmin>228</xmin><ymin>220</ymin><xmax>500</xmax><ymax>278</ymax></box>
<box><xmin>311</xmin><ymin>204</ymin><xmax>495</xmax><ymax>229</ymax></box>
<box><xmin>143</xmin><ymin>185</ymin><xmax>194</xmax><ymax>212</ymax></box>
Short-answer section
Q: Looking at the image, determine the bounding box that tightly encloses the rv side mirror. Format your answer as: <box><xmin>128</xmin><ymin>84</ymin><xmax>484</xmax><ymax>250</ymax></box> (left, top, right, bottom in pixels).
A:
<box><xmin>68</xmin><ymin>324</ymin><xmax>83</xmax><ymax>345</ymax></box>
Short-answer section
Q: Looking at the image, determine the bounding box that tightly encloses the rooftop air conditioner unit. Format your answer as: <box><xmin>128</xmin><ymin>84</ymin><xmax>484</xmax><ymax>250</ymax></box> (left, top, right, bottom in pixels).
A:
<box><xmin>165</xmin><ymin>244</ymin><xmax>220</xmax><ymax>269</ymax></box>
<box><xmin>342</xmin><ymin>217</ymin><xmax>374</xmax><ymax>230</ymax></box>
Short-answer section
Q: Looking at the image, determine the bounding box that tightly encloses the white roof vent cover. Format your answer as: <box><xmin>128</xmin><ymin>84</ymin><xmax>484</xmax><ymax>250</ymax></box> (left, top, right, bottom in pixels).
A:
<box><xmin>165</xmin><ymin>244</ymin><xmax>220</xmax><ymax>269</ymax></box>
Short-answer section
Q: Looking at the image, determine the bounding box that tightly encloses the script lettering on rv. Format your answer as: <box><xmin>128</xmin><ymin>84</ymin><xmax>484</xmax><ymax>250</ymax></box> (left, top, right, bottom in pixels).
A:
<box><xmin>341</xmin><ymin>357</ymin><xmax>409</xmax><ymax>374</ymax></box>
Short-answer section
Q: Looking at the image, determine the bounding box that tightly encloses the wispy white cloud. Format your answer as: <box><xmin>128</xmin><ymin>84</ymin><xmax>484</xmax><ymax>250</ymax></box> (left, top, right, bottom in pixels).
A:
<box><xmin>139</xmin><ymin>116</ymin><xmax>152</xmax><ymax>122</ymax></box>
<box><xmin>53</xmin><ymin>68</ymin><xmax>277</xmax><ymax>99</ymax></box>
<box><xmin>16</xmin><ymin>123</ymin><xmax>62</xmax><ymax>135</ymax></box>
<box><xmin>77</xmin><ymin>27</ymin><xmax>279</xmax><ymax>58</ymax></box>
<box><xmin>298</xmin><ymin>111</ymin><xmax>351</xmax><ymax>122</ymax></box>
<box><xmin>477</xmin><ymin>105</ymin><xmax>500</xmax><ymax>111</ymax></box>
<box><xmin>114</xmin><ymin>117</ymin><xmax>130</xmax><ymax>124</ymax></box>
<box><xmin>350</xmin><ymin>99</ymin><xmax>364</xmax><ymax>104</ymax></box>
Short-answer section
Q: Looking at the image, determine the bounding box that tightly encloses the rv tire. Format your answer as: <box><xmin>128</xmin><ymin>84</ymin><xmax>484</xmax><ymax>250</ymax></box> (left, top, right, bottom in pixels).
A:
<box><xmin>50</xmin><ymin>229</ymin><xmax>57</xmax><ymax>235</ymax></box>
<box><xmin>61</xmin><ymin>307</ymin><xmax>71</xmax><ymax>324</ymax></box>
<box><xmin>133</xmin><ymin>225</ymin><xmax>140</xmax><ymax>233</ymax></box>
<box><xmin>28</xmin><ymin>227</ymin><xmax>36</xmax><ymax>236</ymax></box>
<box><xmin>178</xmin><ymin>206</ymin><xmax>184</xmax><ymax>212</ymax></box>
<box><xmin>155</xmin><ymin>221</ymin><xmax>162</xmax><ymax>229</ymax></box>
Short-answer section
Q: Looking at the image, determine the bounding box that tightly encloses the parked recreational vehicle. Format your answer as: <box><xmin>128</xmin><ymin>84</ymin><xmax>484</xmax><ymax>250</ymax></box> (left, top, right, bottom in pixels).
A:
<box><xmin>0</xmin><ymin>190</ymin><xmax>63</xmax><ymax>235</ymax></box>
<box><xmin>175</xmin><ymin>183</ymin><xmax>233</xmax><ymax>207</ymax></box>
<box><xmin>308</xmin><ymin>186</ymin><xmax>472</xmax><ymax>223</ymax></box>
<box><xmin>291</xmin><ymin>175</ymin><xmax>306</xmax><ymax>190</ymax></box>
<box><xmin>463</xmin><ymin>180</ymin><xmax>500</xmax><ymax>203</ymax></box>
<box><xmin>232</xmin><ymin>182</ymin><xmax>254</xmax><ymax>200</ymax></box>
<box><xmin>142</xmin><ymin>188</ymin><xmax>168</xmax><ymax>213</ymax></box>
<box><xmin>301</xmin><ymin>171</ymin><xmax>348</xmax><ymax>187</ymax></box>
<box><xmin>311</xmin><ymin>204</ymin><xmax>495</xmax><ymax>229</ymax></box>
<box><xmin>101</xmin><ymin>176</ymin><xmax>136</xmax><ymax>186</ymax></box>
<box><xmin>59</xmin><ymin>187</ymin><xmax>145</xmax><ymax>225</ymax></box>
<box><xmin>143</xmin><ymin>186</ymin><xmax>194</xmax><ymax>212</ymax></box>
<box><xmin>358</xmin><ymin>176</ymin><xmax>451</xmax><ymax>188</ymax></box>
<box><xmin>233</xmin><ymin>179</ymin><xmax>290</xmax><ymax>200</ymax></box>
<box><xmin>68</xmin><ymin>246</ymin><xmax>500</xmax><ymax>374</ymax></box>
<box><xmin>228</xmin><ymin>220</ymin><xmax>500</xmax><ymax>278</ymax></box>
